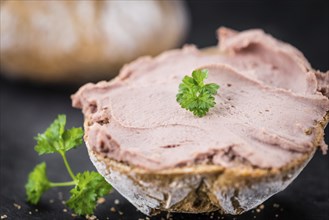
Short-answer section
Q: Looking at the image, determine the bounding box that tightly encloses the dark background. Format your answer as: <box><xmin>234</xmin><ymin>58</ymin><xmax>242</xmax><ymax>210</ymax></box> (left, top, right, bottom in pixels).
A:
<box><xmin>0</xmin><ymin>1</ymin><xmax>328</xmax><ymax>219</ymax></box>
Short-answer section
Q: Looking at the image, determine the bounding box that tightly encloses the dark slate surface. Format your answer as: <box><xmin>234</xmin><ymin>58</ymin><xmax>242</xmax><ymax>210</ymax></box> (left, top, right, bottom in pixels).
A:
<box><xmin>0</xmin><ymin>1</ymin><xmax>328</xmax><ymax>220</ymax></box>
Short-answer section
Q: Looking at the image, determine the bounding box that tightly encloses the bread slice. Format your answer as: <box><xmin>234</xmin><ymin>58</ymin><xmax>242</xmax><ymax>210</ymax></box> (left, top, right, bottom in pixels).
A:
<box><xmin>86</xmin><ymin>112</ymin><xmax>328</xmax><ymax>215</ymax></box>
<box><xmin>73</xmin><ymin>28</ymin><xmax>329</xmax><ymax>216</ymax></box>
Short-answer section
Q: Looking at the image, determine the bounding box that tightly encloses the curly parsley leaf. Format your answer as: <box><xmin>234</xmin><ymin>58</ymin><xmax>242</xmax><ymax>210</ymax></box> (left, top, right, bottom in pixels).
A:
<box><xmin>66</xmin><ymin>171</ymin><xmax>112</xmax><ymax>215</ymax></box>
<box><xmin>25</xmin><ymin>162</ymin><xmax>51</xmax><ymax>204</ymax></box>
<box><xmin>176</xmin><ymin>69</ymin><xmax>220</xmax><ymax>117</ymax></box>
<box><xmin>62</xmin><ymin>127</ymin><xmax>84</xmax><ymax>152</ymax></box>
<box><xmin>34</xmin><ymin>114</ymin><xmax>83</xmax><ymax>155</ymax></box>
<box><xmin>26</xmin><ymin>114</ymin><xmax>111</xmax><ymax>216</ymax></box>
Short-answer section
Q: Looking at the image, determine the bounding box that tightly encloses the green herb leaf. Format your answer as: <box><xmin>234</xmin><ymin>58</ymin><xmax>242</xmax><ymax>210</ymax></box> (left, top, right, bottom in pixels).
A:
<box><xmin>25</xmin><ymin>162</ymin><xmax>50</xmax><ymax>204</ymax></box>
<box><xmin>62</xmin><ymin>127</ymin><xmax>84</xmax><ymax>152</ymax></box>
<box><xmin>26</xmin><ymin>114</ymin><xmax>112</xmax><ymax>216</ymax></box>
<box><xmin>34</xmin><ymin>115</ymin><xmax>83</xmax><ymax>155</ymax></box>
<box><xmin>66</xmin><ymin>171</ymin><xmax>112</xmax><ymax>215</ymax></box>
<box><xmin>176</xmin><ymin>69</ymin><xmax>220</xmax><ymax>117</ymax></box>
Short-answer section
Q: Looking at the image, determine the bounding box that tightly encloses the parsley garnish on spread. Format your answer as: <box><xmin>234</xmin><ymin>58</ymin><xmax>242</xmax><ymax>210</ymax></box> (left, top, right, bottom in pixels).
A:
<box><xmin>176</xmin><ymin>69</ymin><xmax>220</xmax><ymax>117</ymax></box>
<box><xmin>25</xmin><ymin>115</ymin><xmax>112</xmax><ymax>216</ymax></box>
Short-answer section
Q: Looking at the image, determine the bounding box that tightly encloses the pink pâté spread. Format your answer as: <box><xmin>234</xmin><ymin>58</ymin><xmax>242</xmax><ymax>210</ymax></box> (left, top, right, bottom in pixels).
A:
<box><xmin>72</xmin><ymin>28</ymin><xmax>329</xmax><ymax>170</ymax></box>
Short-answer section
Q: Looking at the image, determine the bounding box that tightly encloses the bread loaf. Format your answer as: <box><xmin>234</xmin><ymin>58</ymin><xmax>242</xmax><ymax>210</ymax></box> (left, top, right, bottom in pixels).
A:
<box><xmin>0</xmin><ymin>1</ymin><xmax>188</xmax><ymax>83</ymax></box>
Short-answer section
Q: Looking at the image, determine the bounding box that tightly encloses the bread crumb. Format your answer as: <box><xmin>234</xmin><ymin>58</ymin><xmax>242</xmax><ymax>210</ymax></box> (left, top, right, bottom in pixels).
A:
<box><xmin>13</xmin><ymin>203</ymin><xmax>21</xmax><ymax>210</ymax></box>
<box><xmin>97</xmin><ymin>197</ymin><xmax>106</xmax><ymax>204</ymax></box>
<box><xmin>114</xmin><ymin>199</ymin><xmax>120</xmax><ymax>205</ymax></box>
<box><xmin>63</xmin><ymin>209</ymin><xmax>67</xmax><ymax>213</ymax></box>
<box><xmin>35</xmin><ymin>209</ymin><xmax>38</xmax><ymax>212</ymax></box>
<box><xmin>106</xmin><ymin>217</ymin><xmax>110</xmax><ymax>220</ymax></box>
<box><xmin>273</xmin><ymin>203</ymin><xmax>280</xmax><ymax>208</ymax></box>
<box><xmin>259</xmin><ymin>204</ymin><xmax>264</xmax><ymax>210</ymax></box>
<box><xmin>1</xmin><ymin>215</ymin><xmax>7</xmax><ymax>219</ymax></box>
<box><xmin>85</xmin><ymin>214</ymin><xmax>97</xmax><ymax>220</ymax></box>
<box><xmin>72</xmin><ymin>214</ymin><xmax>77</xmax><ymax>217</ymax></box>
<box><xmin>29</xmin><ymin>211</ymin><xmax>32</xmax><ymax>215</ymax></box>
<box><xmin>110</xmin><ymin>207</ymin><xmax>116</xmax><ymax>212</ymax></box>
<box><xmin>256</xmin><ymin>208</ymin><xmax>261</xmax><ymax>213</ymax></box>
<box><xmin>275</xmin><ymin>214</ymin><xmax>279</xmax><ymax>218</ymax></box>
<box><xmin>61</xmin><ymin>201</ymin><xmax>66</xmax><ymax>205</ymax></box>
<box><xmin>118</xmin><ymin>211</ymin><xmax>123</xmax><ymax>215</ymax></box>
<box><xmin>49</xmin><ymin>199</ymin><xmax>54</xmax><ymax>204</ymax></box>
<box><xmin>145</xmin><ymin>217</ymin><xmax>150</xmax><ymax>220</ymax></box>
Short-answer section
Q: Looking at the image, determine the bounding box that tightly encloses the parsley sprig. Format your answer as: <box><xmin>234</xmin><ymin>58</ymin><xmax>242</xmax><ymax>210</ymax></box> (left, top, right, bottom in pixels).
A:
<box><xmin>25</xmin><ymin>115</ymin><xmax>112</xmax><ymax>216</ymax></box>
<box><xmin>176</xmin><ymin>69</ymin><xmax>220</xmax><ymax>117</ymax></box>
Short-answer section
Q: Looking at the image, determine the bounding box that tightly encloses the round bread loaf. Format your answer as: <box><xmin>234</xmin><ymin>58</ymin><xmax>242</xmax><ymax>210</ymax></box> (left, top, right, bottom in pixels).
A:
<box><xmin>72</xmin><ymin>28</ymin><xmax>329</xmax><ymax>216</ymax></box>
<box><xmin>0</xmin><ymin>1</ymin><xmax>188</xmax><ymax>83</ymax></box>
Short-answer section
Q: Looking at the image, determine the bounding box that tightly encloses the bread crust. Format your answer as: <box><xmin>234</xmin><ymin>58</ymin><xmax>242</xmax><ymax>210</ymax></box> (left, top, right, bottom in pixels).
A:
<box><xmin>85</xmin><ymin>112</ymin><xmax>328</xmax><ymax>216</ymax></box>
<box><xmin>0</xmin><ymin>1</ymin><xmax>188</xmax><ymax>83</ymax></box>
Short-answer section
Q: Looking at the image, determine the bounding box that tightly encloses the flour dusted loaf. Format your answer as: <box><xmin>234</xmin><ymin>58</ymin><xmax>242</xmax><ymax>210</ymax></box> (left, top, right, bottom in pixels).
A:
<box><xmin>0</xmin><ymin>1</ymin><xmax>188</xmax><ymax>83</ymax></box>
<box><xmin>72</xmin><ymin>28</ymin><xmax>329</xmax><ymax>215</ymax></box>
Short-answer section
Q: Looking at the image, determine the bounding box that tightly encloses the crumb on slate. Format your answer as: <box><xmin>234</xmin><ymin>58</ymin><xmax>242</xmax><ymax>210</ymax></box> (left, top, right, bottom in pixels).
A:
<box><xmin>110</xmin><ymin>207</ymin><xmax>116</xmax><ymax>212</ymax></box>
<box><xmin>49</xmin><ymin>199</ymin><xmax>54</xmax><ymax>204</ymax></box>
<box><xmin>63</xmin><ymin>209</ymin><xmax>67</xmax><ymax>213</ymax></box>
<box><xmin>13</xmin><ymin>203</ymin><xmax>21</xmax><ymax>210</ymax></box>
<box><xmin>85</xmin><ymin>214</ymin><xmax>97</xmax><ymax>220</ymax></box>
<box><xmin>35</xmin><ymin>209</ymin><xmax>38</xmax><ymax>212</ymax></box>
<box><xmin>28</xmin><ymin>211</ymin><xmax>32</xmax><ymax>215</ymax></box>
<box><xmin>273</xmin><ymin>203</ymin><xmax>280</xmax><ymax>208</ymax></box>
<box><xmin>86</xmin><ymin>215</ymin><xmax>97</xmax><ymax>220</ymax></box>
<box><xmin>97</xmin><ymin>197</ymin><xmax>106</xmax><ymax>204</ymax></box>
<box><xmin>1</xmin><ymin>215</ymin><xmax>7</xmax><ymax>219</ymax></box>
<box><xmin>118</xmin><ymin>211</ymin><xmax>123</xmax><ymax>215</ymax></box>
<box><xmin>114</xmin><ymin>199</ymin><xmax>120</xmax><ymax>205</ymax></box>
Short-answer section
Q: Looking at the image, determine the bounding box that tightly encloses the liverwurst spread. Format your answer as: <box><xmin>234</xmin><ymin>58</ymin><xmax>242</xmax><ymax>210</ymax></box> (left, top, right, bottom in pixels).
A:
<box><xmin>72</xmin><ymin>28</ymin><xmax>329</xmax><ymax>170</ymax></box>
